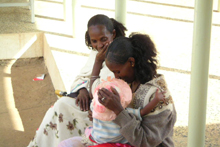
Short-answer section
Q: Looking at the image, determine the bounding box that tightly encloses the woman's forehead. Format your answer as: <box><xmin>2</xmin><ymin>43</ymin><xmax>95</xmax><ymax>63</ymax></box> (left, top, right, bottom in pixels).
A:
<box><xmin>88</xmin><ymin>25</ymin><xmax>109</xmax><ymax>34</ymax></box>
<box><xmin>106</xmin><ymin>60</ymin><xmax>123</xmax><ymax>69</ymax></box>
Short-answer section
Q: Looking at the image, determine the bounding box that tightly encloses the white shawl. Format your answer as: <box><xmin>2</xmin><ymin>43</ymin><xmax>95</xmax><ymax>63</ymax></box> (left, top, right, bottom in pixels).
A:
<box><xmin>70</xmin><ymin>50</ymin><xmax>114</xmax><ymax>94</ymax></box>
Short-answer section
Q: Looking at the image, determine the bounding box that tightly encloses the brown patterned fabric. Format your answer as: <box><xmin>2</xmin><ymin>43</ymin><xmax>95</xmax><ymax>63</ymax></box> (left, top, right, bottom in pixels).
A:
<box><xmin>113</xmin><ymin>74</ymin><xmax>177</xmax><ymax>147</ymax></box>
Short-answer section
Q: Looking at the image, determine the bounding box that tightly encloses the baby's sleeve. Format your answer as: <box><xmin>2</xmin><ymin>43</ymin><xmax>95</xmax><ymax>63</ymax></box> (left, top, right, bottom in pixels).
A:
<box><xmin>125</xmin><ymin>107</ymin><xmax>142</xmax><ymax>121</ymax></box>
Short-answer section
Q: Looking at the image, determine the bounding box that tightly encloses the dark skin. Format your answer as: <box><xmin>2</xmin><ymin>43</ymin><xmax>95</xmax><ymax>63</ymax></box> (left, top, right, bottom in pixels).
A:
<box><xmin>88</xmin><ymin>109</ymin><xmax>93</xmax><ymax>121</ymax></box>
<box><xmin>98</xmin><ymin>87</ymin><xmax>124</xmax><ymax>115</ymax></box>
<box><xmin>98</xmin><ymin>87</ymin><xmax>166</xmax><ymax>116</ymax></box>
<box><xmin>75</xmin><ymin>88</ymin><xmax>90</xmax><ymax>111</ymax></box>
<box><xmin>99</xmin><ymin>58</ymin><xmax>166</xmax><ymax>116</ymax></box>
<box><xmin>75</xmin><ymin>25</ymin><xmax>116</xmax><ymax>112</ymax></box>
<box><xmin>98</xmin><ymin>58</ymin><xmax>137</xmax><ymax>115</ymax></box>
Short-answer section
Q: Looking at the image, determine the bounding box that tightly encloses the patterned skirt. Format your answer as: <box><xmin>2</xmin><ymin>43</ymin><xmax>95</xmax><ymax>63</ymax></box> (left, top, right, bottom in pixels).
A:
<box><xmin>27</xmin><ymin>96</ymin><xmax>92</xmax><ymax>147</ymax></box>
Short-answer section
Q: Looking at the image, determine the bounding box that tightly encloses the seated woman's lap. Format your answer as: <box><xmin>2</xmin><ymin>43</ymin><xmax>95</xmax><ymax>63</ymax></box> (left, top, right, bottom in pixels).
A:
<box><xmin>53</xmin><ymin>96</ymin><xmax>92</xmax><ymax>137</ymax></box>
<box><xmin>27</xmin><ymin>97</ymin><xmax>92</xmax><ymax>147</ymax></box>
<box><xmin>58</xmin><ymin>137</ymin><xmax>86</xmax><ymax>147</ymax></box>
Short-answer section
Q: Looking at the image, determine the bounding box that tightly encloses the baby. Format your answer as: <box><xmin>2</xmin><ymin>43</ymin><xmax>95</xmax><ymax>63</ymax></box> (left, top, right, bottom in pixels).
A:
<box><xmin>84</xmin><ymin>77</ymin><xmax>165</xmax><ymax>146</ymax></box>
<box><xmin>58</xmin><ymin>77</ymin><xmax>165</xmax><ymax>147</ymax></box>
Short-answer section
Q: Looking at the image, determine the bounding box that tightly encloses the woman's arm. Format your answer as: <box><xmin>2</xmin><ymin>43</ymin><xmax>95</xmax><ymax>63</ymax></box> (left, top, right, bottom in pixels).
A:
<box><xmin>89</xmin><ymin>59</ymin><xmax>103</xmax><ymax>98</ymax></box>
<box><xmin>70</xmin><ymin>50</ymin><xmax>98</xmax><ymax>93</ymax></box>
<box><xmin>98</xmin><ymin>87</ymin><xmax>176</xmax><ymax>147</ymax></box>
<box><xmin>113</xmin><ymin>107</ymin><xmax>176</xmax><ymax>147</ymax></box>
<box><xmin>89</xmin><ymin>43</ymin><xmax>110</xmax><ymax>98</ymax></box>
<box><xmin>69</xmin><ymin>50</ymin><xmax>97</xmax><ymax>111</ymax></box>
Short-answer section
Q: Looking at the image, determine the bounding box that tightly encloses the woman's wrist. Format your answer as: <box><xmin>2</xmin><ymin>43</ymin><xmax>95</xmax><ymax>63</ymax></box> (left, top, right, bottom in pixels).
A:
<box><xmin>78</xmin><ymin>88</ymin><xmax>87</xmax><ymax>93</ymax></box>
<box><xmin>91</xmin><ymin>59</ymin><xmax>103</xmax><ymax>76</ymax></box>
<box><xmin>94</xmin><ymin>58</ymin><xmax>104</xmax><ymax>65</ymax></box>
<box><xmin>90</xmin><ymin>75</ymin><xmax>100</xmax><ymax>81</ymax></box>
<box><xmin>114</xmin><ymin>107</ymin><xmax>124</xmax><ymax>116</ymax></box>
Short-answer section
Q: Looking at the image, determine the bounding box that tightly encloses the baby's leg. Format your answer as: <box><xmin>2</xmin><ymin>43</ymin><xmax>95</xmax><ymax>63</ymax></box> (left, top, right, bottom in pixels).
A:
<box><xmin>58</xmin><ymin>137</ymin><xmax>86</xmax><ymax>147</ymax></box>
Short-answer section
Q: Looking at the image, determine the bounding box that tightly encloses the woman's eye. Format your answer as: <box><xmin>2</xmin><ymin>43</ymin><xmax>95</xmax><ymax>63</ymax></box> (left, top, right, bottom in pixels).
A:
<box><xmin>91</xmin><ymin>40</ymin><xmax>97</xmax><ymax>43</ymax></box>
<box><xmin>101</xmin><ymin>38</ymin><xmax>108</xmax><ymax>42</ymax></box>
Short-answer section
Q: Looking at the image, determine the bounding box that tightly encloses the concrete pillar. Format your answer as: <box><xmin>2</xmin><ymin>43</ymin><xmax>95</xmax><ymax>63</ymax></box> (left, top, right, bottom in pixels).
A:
<box><xmin>187</xmin><ymin>0</ymin><xmax>213</xmax><ymax>147</ymax></box>
<box><xmin>115</xmin><ymin>0</ymin><xmax>127</xmax><ymax>26</ymax></box>
<box><xmin>63</xmin><ymin>0</ymin><xmax>67</xmax><ymax>21</ymax></box>
<box><xmin>218</xmin><ymin>0</ymin><xmax>220</xmax><ymax>12</ymax></box>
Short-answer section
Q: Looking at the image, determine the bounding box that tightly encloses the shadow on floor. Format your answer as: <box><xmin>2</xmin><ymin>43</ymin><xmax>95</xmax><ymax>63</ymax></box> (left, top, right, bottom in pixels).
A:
<box><xmin>0</xmin><ymin>57</ymin><xmax>57</xmax><ymax>147</ymax></box>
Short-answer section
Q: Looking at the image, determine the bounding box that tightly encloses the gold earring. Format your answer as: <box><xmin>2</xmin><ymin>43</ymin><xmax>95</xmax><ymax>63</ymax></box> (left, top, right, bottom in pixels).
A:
<box><xmin>132</xmin><ymin>64</ymin><xmax>134</xmax><ymax>67</ymax></box>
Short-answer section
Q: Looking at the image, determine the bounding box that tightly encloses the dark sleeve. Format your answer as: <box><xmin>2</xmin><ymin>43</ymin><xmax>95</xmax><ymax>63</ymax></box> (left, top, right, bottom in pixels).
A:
<box><xmin>67</xmin><ymin>87</ymin><xmax>88</xmax><ymax>98</ymax></box>
<box><xmin>113</xmin><ymin>105</ymin><xmax>176</xmax><ymax>147</ymax></box>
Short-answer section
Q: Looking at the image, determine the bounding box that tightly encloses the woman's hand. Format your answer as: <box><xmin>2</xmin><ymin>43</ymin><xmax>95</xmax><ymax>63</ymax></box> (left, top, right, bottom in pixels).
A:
<box><xmin>75</xmin><ymin>88</ymin><xmax>91</xmax><ymax>111</ymax></box>
<box><xmin>98</xmin><ymin>87</ymin><xmax>124</xmax><ymax>115</ymax></box>
<box><xmin>88</xmin><ymin>110</ymin><xmax>93</xmax><ymax>121</ymax></box>
<box><xmin>95</xmin><ymin>42</ymin><xmax>111</xmax><ymax>63</ymax></box>
<box><xmin>89</xmin><ymin>42</ymin><xmax>111</xmax><ymax>99</ymax></box>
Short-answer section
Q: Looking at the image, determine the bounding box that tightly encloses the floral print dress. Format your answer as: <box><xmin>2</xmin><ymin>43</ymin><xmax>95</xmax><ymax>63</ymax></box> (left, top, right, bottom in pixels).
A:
<box><xmin>27</xmin><ymin>50</ymin><xmax>114</xmax><ymax>147</ymax></box>
<box><xmin>27</xmin><ymin>97</ymin><xmax>92</xmax><ymax>147</ymax></box>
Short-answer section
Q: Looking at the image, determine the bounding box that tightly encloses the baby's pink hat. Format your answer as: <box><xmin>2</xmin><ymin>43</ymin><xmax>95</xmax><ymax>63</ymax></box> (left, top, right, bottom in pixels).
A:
<box><xmin>92</xmin><ymin>77</ymin><xmax>132</xmax><ymax>121</ymax></box>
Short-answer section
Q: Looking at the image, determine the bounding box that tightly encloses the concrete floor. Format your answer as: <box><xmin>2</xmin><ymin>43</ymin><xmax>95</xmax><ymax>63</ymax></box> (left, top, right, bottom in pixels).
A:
<box><xmin>0</xmin><ymin>58</ymin><xmax>57</xmax><ymax>147</ymax></box>
<box><xmin>0</xmin><ymin>0</ymin><xmax>220</xmax><ymax>146</ymax></box>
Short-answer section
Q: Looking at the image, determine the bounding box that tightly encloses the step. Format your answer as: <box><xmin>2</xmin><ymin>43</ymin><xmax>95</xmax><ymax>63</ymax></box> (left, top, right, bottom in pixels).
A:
<box><xmin>43</xmin><ymin>33</ymin><xmax>90</xmax><ymax>92</ymax></box>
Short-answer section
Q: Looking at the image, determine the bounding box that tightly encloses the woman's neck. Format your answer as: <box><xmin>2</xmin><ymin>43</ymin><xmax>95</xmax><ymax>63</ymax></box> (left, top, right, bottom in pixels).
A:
<box><xmin>130</xmin><ymin>80</ymin><xmax>140</xmax><ymax>93</ymax></box>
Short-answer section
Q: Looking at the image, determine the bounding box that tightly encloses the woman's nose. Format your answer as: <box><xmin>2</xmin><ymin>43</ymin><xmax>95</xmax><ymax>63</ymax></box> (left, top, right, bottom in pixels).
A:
<box><xmin>97</xmin><ymin>42</ymin><xmax>104</xmax><ymax>50</ymax></box>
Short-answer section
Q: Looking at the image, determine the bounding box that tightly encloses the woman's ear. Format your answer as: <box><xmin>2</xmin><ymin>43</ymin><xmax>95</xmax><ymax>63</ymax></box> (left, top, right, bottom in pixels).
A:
<box><xmin>128</xmin><ymin>57</ymin><xmax>135</xmax><ymax>67</ymax></box>
<box><xmin>112</xmin><ymin>29</ymin><xmax>116</xmax><ymax>39</ymax></box>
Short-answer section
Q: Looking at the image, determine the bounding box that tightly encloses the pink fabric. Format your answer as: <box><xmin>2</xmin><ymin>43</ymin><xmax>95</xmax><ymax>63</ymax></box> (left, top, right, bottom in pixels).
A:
<box><xmin>85</xmin><ymin>126</ymin><xmax>93</xmax><ymax>137</ymax></box>
<box><xmin>58</xmin><ymin>137</ymin><xmax>85</xmax><ymax>147</ymax></box>
<box><xmin>88</xmin><ymin>143</ymin><xmax>134</xmax><ymax>147</ymax></box>
<box><xmin>92</xmin><ymin>77</ymin><xmax>132</xmax><ymax>121</ymax></box>
<box><xmin>88</xmin><ymin>134</ymin><xmax>134</xmax><ymax>147</ymax></box>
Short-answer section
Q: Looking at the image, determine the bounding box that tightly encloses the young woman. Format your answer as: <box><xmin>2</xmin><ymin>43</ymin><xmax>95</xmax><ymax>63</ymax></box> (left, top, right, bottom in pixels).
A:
<box><xmin>98</xmin><ymin>33</ymin><xmax>177</xmax><ymax>147</ymax></box>
<box><xmin>27</xmin><ymin>14</ymin><xmax>127</xmax><ymax>147</ymax></box>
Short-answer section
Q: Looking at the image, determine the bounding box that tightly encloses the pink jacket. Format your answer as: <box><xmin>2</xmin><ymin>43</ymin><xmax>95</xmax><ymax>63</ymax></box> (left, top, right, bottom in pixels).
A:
<box><xmin>92</xmin><ymin>77</ymin><xmax>132</xmax><ymax>121</ymax></box>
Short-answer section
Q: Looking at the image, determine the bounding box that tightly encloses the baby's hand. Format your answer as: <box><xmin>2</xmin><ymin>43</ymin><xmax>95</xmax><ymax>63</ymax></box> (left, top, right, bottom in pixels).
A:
<box><xmin>155</xmin><ymin>89</ymin><xmax>166</xmax><ymax>103</ymax></box>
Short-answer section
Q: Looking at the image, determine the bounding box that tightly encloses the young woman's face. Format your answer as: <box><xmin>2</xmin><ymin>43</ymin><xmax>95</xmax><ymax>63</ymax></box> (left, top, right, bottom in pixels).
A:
<box><xmin>105</xmin><ymin>59</ymin><xmax>135</xmax><ymax>84</ymax></box>
<box><xmin>88</xmin><ymin>25</ymin><xmax>115</xmax><ymax>52</ymax></box>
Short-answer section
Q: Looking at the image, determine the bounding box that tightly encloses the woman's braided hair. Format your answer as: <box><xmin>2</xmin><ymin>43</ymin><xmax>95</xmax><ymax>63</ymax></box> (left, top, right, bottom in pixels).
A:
<box><xmin>106</xmin><ymin>33</ymin><xmax>158</xmax><ymax>83</ymax></box>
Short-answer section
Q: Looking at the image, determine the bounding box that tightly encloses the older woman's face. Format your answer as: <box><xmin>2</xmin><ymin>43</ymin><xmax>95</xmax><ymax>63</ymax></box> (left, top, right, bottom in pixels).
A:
<box><xmin>105</xmin><ymin>59</ymin><xmax>135</xmax><ymax>84</ymax></box>
<box><xmin>89</xmin><ymin>25</ymin><xmax>114</xmax><ymax>52</ymax></box>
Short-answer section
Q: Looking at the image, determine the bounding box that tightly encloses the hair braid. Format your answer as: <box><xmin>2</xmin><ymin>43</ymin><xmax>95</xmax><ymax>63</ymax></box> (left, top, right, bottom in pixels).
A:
<box><xmin>129</xmin><ymin>33</ymin><xmax>158</xmax><ymax>83</ymax></box>
<box><xmin>110</xmin><ymin>18</ymin><xmax>127</xmax><ymax>38</ymax></box>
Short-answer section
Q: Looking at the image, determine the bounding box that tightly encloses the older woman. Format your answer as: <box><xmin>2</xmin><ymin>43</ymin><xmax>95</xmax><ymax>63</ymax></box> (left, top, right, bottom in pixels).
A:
<box><xmin>27</xmin><ymin>14</ymin><xmax>127</xmax><ymax>147</ymax></box>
